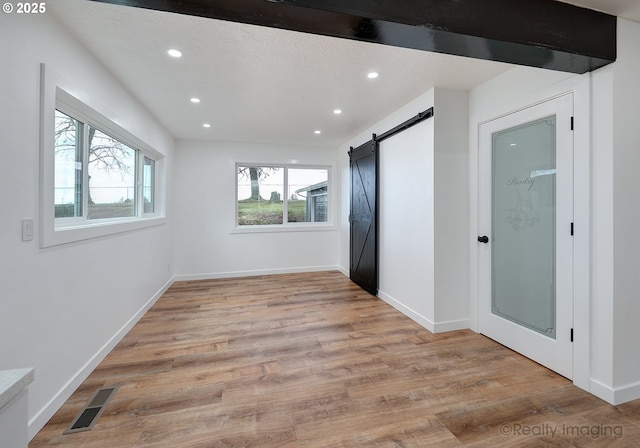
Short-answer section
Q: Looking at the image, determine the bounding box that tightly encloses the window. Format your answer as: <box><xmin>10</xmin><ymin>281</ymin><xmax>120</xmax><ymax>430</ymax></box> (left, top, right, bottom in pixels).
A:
<box><xmin>53</xmin><ymin>106</ymin><xmax>158</xmax><ymax>226</ymax></box>
<box><xmin>237</xmin><ymin>165</ymin><xmax>330</xmax><ymax>228</ymax></box>
<box><xmin>41</xmin><ymin>67</ymin><xmax>165</xmax><ymax>247</ymax></box>
<box><xmin>54</xmin><ymin>110</ymin><xmax>83</xmax><ymax>218</ymax></box>
<box><xmin>143</xmin><ymin>156</ymin><xmax>155</xmax><ymax>214</ymax></box>
<box><xmin>287</xmin><ymin>168</ymin><xmax>328</xmax><ymax>223</ymax></box>
<box><xmin>87</xmin><ymin>128</ymin><xmax>137</xmax><ymax>219</ymax></box>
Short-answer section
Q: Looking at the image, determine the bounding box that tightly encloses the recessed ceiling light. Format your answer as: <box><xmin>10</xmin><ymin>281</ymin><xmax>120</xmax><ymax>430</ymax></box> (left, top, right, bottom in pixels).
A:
<box><xmin>333</xmin><ymin>109</ymin><xmax>342</xmax><ymax>115</ymax></box>
<box><xmin>203</xmin><ymin>123</ymin><xmax>211</xmax><ymax>128</ymax></box>
<box><xmin>167</xmin><ymin>49</ymin><xmax>182</xmax><ymax>58</ymax></box>
<box><xmin>367</xmin><ymin>71</ymin><xmax>379</xmax><ymax>79</ymax></box>
<box><xmin>314</xmin><ymin>130</ymin><xmax>321</xmax><ymax>135</ymax></box>
<box><xmin>190</xmin><ymin>97</ymin><xmax>201</xmax><ymax>103</ymax></box>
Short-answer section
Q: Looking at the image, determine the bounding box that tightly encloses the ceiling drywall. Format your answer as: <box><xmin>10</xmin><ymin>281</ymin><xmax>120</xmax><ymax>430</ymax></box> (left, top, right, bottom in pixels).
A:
<box><xmin>49</xmin><ymin>0</ymin><xmax>637</xmax><ymax>147</ymax></box>
<box><xmin>49</xmin><ymin>0</ymin><xmax>513</xmax><ymax>146</ymax></box>
<box><xmin>559</xmin><ymin>0</ymin><xmax>640</xmax><ymax>20</ymax></box>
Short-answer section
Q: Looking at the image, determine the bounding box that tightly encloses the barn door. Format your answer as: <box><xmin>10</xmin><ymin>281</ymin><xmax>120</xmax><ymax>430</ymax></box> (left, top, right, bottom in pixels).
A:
<box><xmin>349</xmin><ymin>139</ymin><xmax>378</xmax><ymax>295</ymax></box>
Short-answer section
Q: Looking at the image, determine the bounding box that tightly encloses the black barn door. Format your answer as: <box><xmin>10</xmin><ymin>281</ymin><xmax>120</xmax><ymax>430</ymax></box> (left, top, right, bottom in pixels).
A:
<box><xmin>349</xmin><ymin>139</ymin><xmax>378</xmax><ymax>295</ymax></box>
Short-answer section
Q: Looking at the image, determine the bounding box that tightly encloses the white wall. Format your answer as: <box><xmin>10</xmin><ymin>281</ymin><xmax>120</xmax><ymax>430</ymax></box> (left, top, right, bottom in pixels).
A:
<box><xmin>339</xmin><ymin>91</ymin><xmax>436</xmax><ymax>271</ymax></box>
<box><xmin>610</xmin><ymin>18</ymin><xmax>640</xmax><ymax>399</ymax></box>
<box><xmin>468</xmin><ymin>17</ymin><xmax>640</xmax><ymax>405</ymax></box>
<box><xmin>433</xmin><ymin>88</ymin><xmax>470</xmax><ymax>326</ymax></box>
<box><xmin>4</xmin><ymin>11</ymin><xmax>639</xmax><ymax>446</ymax></box>
<box><xmin>173</xmin><ymin>140</ymin><xmax>340</xmax><ymax>279</ymax></box>
<box><xmin>568</xmin><ymin>17</ymin><xmax>640</xmax><ymax>404</ymax></box>
<box><xmin>340</xmin><ymin>87</ymin><xmax>469</xmax><ymax>332</ymax></box>
<box><xmin>340</xmin><ymin>89</ymin><xmax>435</xmax><ymax>320</ymax></box>
<box><xmin>0</xmin><ymin>12</ymin><xmax>175</xmax><ymax>438</ymax></box>
<box><xmin>590</xmin><ymin>64</ymin><xmax>616</xmax><ymax>398</ymax></box>
<box><xmin>468</xmin><ymin>65</ymin><xmax>593</xmax><ymax>391</ymax></box>
<box><xmin>379</xmin><ymin>119</ymin><xmax>436</xmax><ymax>327</ymax></box>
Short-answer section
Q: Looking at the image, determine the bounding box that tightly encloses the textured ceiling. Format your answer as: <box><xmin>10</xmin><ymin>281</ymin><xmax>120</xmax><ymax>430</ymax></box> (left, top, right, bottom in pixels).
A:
<box><xmin>558</xmin><ymin>0</ymin><xmax>640</xmax><ymax>20</ymax></box>
<box><xmin>49</xmin><ymin>0</ymin><xmax>638</xmax><ymax>147</ymax></box>
<box><xmin>49</xmin><ymin>0</ymin><xmax>513</xmax><ymax>146</ymax></box>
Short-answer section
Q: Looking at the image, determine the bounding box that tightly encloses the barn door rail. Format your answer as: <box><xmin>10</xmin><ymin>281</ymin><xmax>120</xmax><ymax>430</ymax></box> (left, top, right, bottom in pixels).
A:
<box><xmin>376</xmin><ymin>107</ymin><xmax>434</xmax><ymax>143</ymax></box>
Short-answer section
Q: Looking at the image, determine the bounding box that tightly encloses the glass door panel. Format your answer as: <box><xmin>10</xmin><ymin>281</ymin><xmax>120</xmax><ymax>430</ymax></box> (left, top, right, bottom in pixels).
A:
<box><xmin>492</xmin><ymin>116</ymin><xmax>556</xmax><ymax>339</ymax></box>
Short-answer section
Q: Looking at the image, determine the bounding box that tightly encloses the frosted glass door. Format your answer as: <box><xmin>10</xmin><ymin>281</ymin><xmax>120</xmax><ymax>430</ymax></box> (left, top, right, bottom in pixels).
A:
<box><xmin>479</xmin><ymin>94</ymin><xmax>573</xmax><ymax>379</ymax></box>
<box><xmin>492</xmin><ymin>116</ymin><xmax>556</xmax><ymax>339</ymax></box>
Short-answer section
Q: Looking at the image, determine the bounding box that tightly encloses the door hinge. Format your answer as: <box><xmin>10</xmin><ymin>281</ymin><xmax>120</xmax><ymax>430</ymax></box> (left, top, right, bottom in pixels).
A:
<box><xmin>570</xmin><ymin>116</ymin><xmax>574</xmax><ymax>130</ymax></box>
<box><xmin>571</xmin><ymin>328</ymin><xmax>574</xmax><ymax>342</ymax></box>
<box><xmin>571</xmin><ymin>222</ymin><xmax>574</xmax><ymax>236</ymax></box>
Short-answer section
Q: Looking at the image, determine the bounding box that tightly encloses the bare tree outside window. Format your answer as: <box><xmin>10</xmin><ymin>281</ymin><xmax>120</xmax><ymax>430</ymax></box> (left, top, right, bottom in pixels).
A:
<box><xmin>54</xmin><ymin>110</ymin><xmax>82</xmax><ymax>218</ymax></box>
<box><xmin>87</xmin><ymin>128</ymin><xmax>135</xmax><ymax>219</ymax></box>
<box><xmin>54</xmin><ymin>110</ymin><xmax>136</xmax><ymax>219</ymax></box>
<box><xmin>236</xmin><ymin>165</ymin><xmax>329</xmax><ymax>226</ymax></box>
<box><xmin>237</xmin><ymin>166</ymin><xmax>283</xmax><ymax>225</ymax></box>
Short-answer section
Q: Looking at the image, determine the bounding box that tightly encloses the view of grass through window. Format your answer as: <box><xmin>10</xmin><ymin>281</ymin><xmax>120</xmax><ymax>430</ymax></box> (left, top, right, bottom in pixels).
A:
<box><xmin>237</xmin><ymin>166</ymin><xmax>328</xmax><ymax>226</ymax></box>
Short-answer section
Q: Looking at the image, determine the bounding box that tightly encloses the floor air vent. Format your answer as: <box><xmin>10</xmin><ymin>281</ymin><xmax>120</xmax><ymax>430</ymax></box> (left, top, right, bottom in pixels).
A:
<box><xmin>64</xmin><ymin>386</ymin><xmax>119</xmax><ymax>434</ymax></box>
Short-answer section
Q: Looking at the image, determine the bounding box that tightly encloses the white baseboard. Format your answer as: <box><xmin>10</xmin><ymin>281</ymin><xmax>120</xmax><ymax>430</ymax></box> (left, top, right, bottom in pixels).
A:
<box><xmin>377</xmin><ymin>290</ymin><xmax>469</xmax><ymax>334</ymax></box>
<box><xmin>337</xmin><ymin>265</ymin><xmax>349</xmax><ymax>277</ymax></box>
<box><xmin>614</xmin><ymin>380</ymin><xmax>640</xmax><ymax>405</ymax></box>
<box><xmin>28</xmin><ymin>277</ymin><xmax>174</xmax><ymax>440</ymax></box>
<box><xmin>173</xmin><ymin>265</ymin><xmax>342</xmax><ymax>282</ymax></box>
<box><xmin>377</xmin><ymin>290</ymin><xmax>436</xmax><ymax>333</ymax></box>
<box><xmin>589</xmin><ymin>379</ymin><xmax>616</xmax><ymax>405</ymax></box>
<box><xmin>591</xmin><ymin>378</ymin><xmax>640</xmax><ymax>405</ymax></box>
<box><xmin>433</xmin><ymin>318</ymin><xmax>471</xmax><ymax>333</ymax></box>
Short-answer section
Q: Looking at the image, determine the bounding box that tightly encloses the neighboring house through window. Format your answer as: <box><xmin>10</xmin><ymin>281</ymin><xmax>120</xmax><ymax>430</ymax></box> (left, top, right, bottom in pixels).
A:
<box><xmin>236</xmin><ymin>164</ymin><xmax>333</xmax><ymax>230</ymax></box>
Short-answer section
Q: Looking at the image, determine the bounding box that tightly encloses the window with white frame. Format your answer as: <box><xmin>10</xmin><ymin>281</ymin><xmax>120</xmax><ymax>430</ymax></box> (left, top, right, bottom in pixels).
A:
<box><xmin>40</xmin><ymin>66</ymin><xmax>165</xmax><ymax>248</ymax></box>
<box><xmin>236</xmin><ymin>165</ymin><xmax>330</xmax><ymax>227</ymax></box>
<box><xmin>53</xmin><ymin>106</ymin><xmax>158</xmax><ymax>226</ymax></box>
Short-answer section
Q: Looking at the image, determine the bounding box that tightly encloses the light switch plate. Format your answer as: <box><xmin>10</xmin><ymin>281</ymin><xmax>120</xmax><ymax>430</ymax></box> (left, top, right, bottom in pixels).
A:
<box><xmin>22</xmin><ymin>219</ymin><xmax>34</xmax><ymax>242</ymax></box>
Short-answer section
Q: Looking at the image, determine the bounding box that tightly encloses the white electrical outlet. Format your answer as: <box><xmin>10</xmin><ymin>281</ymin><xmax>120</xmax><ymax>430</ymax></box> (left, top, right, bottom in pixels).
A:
<box><xmin>22</xmin><ymin>219</ymin><xmax>34</xmax><ymax>242</ymax></box>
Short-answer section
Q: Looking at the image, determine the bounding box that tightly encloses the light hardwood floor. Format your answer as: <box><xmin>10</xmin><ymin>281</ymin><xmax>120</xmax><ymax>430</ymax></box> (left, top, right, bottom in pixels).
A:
<box><xmin>31</xmin><ymin>271</ymin><xmax>640</xmax><ymax>447</ymax></box>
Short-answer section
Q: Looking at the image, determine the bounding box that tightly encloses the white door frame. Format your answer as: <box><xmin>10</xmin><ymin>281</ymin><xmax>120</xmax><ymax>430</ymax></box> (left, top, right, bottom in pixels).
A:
<box><xmin>478</xmin><ymin>94</ymin><xmax>574</xmax><ymax>379</ymax></box>
<box><xmin>469</xmin><ymin>74</ymin><xmax>591</xmax><ymax>394</ymax></box>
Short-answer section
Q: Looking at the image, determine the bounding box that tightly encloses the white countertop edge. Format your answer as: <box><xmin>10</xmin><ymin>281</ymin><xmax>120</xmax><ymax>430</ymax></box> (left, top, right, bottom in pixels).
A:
<box><xmin>0</xmin><ymin>368</ymin><xmax>35</xmax><ymax>410</ymax></box>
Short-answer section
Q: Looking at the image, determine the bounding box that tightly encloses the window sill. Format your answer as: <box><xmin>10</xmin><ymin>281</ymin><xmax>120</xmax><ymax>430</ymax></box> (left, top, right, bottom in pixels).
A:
<box><xmin>42</xmin><ymin>216</ymin><xmax>166</xmax><ymax>248</ymax></box>
<box><xmin>230</xmin><ymin>223</ymin><xmax>337</xmax><ymax>234</ymax></box>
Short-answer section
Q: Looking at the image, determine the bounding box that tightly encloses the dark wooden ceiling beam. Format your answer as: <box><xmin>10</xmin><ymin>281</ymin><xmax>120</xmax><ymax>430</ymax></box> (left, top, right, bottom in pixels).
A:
<box><xmin>88</xmin><ymin>0</ymin><xmax>616</xmax><ymax>73</ymax></box>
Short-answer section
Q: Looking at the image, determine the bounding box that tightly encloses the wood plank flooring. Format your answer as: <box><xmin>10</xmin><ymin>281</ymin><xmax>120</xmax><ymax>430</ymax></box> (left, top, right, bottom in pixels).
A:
<box><xmin>30</xmin><ymin>271</ymin><xmax>640</xmax><ymax>447</ymax></box>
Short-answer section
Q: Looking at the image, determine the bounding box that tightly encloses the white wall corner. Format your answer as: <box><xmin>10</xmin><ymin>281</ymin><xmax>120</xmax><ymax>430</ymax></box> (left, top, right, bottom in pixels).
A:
<box><xmin>586</xmin><ymin>370</ymin><xmax>640</xmax><ymax>407</ymax></box>
<box><xmin>27</xmin><ymin>278</ymin><xmax>174</xmax><ymax>439</ymax></box>
<box><xmin>589</xmin><ymin>378</ymin><xmax>616</xmax><ymax>405</ymax></box>
<box><xmin>432</xmin><ymin>319</ymin><xmax>471</xmax><ymax>334</ymax></box>
<box><xmin>611</xmin><ymin>17</ymin><xmax>640</xmax><ymax>401</ymax></box>
<box><xmin>433</xmin><ymin>87</ymin><xmax>470</xmax><ymax>325</ymax></box>
<box><xmin>612</xmin><ymin>380</ymin><xmax>640</xmax><ymax>406</ymax></box>
<box><xmin>377</xmin><ymin>290</ymin><xmax>436</xmax><ymax>334</ymax></box>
